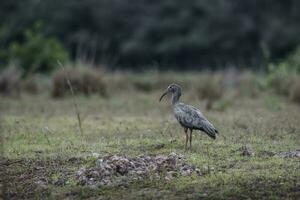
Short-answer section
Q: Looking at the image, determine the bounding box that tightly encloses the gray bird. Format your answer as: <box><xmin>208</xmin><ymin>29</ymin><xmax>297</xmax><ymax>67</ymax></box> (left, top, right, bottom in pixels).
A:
<box><xmin>159</xmin><ymin>83</ymin><xmax>218</xmax><ymax>150</ymax></box>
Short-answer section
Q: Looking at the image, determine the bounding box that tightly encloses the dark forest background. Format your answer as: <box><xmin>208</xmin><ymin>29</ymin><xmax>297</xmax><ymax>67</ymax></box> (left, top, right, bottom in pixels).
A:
<box><xmin>1</xmin><ymin>0</ymin><xmax>300</xmax><ymax>71</ymax></box>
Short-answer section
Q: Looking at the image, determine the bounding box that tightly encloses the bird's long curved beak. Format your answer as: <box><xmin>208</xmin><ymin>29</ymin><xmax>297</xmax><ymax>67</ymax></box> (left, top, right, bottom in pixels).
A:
<box><xmin>159</xmin><ymin>91</ymin><xmax>168</xmax><ymax>102</ymax></box>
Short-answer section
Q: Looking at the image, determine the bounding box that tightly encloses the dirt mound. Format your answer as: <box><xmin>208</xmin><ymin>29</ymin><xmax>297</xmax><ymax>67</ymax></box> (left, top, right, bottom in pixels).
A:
<box><xmin>76</xmin><ymin>152</ymin><xmax>201</xmax><ymax>186</ymax></box>
<box><xmin>276</xmin><ymin>150</ymin><xmax>300</xmax><ymax>158</ymax></box>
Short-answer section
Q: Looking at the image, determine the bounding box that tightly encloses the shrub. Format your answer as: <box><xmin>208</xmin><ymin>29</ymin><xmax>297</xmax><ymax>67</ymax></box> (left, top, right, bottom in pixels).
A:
<box><xmin>131</xmin><ymin>79</ymin><xmax>155</xmax><ymax>93</ymax></box>
<box><xmin>285</xmin><ymin>46</ymin><xmax>300</xmax><ymax>72</ymax></box>
<box><xmin>196</xmin><ymin>74</ymin><xmax>224</xmax><ymax>101</ymax></box>
<box><xmin>120</xmin><ymin>73</ymin><xmax>176</xmax><ymax>93</ymax></box>
<box><xmin>196</xmin><ymin>74</ymin><xmax>224</xmax><ymax>110</ymax></box>
<box><xmin>235</xmin><ymin>72</ymin><xmax>261</xmax><ymax>98</ymax></box>
<box><xmin>22</xmin><ymin>76</ymin><xmax>39</xmax><ymax>94</ymax></box>
<box><xmin>153</xmin><ymin>73</ymin><xmax>189</xmax><ymax>91</ymax></box>
<box><xmin>51</xmin><ymin>67</ymin><xmax>107</xmax><ymax>98</ymax></box>
<box><xmin>8</xmin><ymin>22</ymin><xmax>69</xmax><ymax>76</ymax></box>
<box><xmin>264</xmin><ymin>63</ymin><xmax>295</xmax><ymax>96</ymax></box>
<box><xmin>0</xmin><ymin>66</ymin><xmax>21</xmax><ymax>97</ymax></box>
<box><xmin>289</xmin><ymin>77</ymin><xmax>300</xmax><ymax>105</ymax></box>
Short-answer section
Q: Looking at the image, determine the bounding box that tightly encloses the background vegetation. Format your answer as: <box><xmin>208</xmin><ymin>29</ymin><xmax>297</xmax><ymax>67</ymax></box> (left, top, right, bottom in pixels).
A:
<box><xmin>1</xmin><ymin>0</ymin><xmax>300</xmax><ymax>71</ymax></box>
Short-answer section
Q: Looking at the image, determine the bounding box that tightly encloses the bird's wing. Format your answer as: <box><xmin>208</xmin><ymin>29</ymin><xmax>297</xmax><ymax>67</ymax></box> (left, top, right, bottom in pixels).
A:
<box><xmin>175</xmin><ymin>104</ymin><xmax>218</xmax><ymax>139</ymax></box>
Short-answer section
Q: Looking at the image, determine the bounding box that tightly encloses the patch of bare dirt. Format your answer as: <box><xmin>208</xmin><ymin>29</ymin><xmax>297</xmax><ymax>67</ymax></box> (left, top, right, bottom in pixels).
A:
<box><xmin>276</xmin><ymin>150</ymin><xmax>300</xmax><ymax>158</ymax></box>
<box><xmin>76</xmin><ymin>152</ymin><xmax>201</xmax><ymax>186</ymax></box>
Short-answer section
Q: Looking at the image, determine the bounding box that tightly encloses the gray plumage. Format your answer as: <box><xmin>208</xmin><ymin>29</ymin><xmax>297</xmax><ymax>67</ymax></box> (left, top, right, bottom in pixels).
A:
<box><xmin>159</xmin><ymin>83</ymin><xmax>218</xmax><ymax>149</ymax></box>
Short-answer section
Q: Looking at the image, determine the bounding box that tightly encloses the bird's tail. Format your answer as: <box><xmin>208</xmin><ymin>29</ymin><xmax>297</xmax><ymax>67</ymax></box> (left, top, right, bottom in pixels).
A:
<box><xmin>204</xmin><ymin>127</ymin><xmax>218</xmax><ymax>140</ymax></box>
<box><xmin>206</xmin><ymin>130</ymin><xmax>217</xmax><ymax>139</ymax></box>
<box><xmin>199</xmin><ymin>120</ymin><xmax>219</xmax><ymax>140</ymax></box>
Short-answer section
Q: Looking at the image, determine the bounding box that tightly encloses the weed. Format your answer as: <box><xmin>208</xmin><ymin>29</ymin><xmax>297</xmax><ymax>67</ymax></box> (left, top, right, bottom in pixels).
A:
<box><xmin>51</xmin><ymin>66</ymin><xmax>107</xmax><ymax>98</ymax></box>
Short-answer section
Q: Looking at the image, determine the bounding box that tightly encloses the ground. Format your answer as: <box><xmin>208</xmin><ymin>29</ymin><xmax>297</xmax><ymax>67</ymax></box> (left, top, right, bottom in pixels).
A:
<box><xmin>1</xmin><ymin>88</ymin><xmax>300</xmax><ymax>199</ymax></box>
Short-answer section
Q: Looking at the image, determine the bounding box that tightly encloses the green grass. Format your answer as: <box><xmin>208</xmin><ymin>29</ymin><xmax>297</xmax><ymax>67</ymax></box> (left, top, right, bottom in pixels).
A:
<box><xmin>1</xmin><ymin>88</ymin><xmax>300</xmax><ymax>199</ymax></box>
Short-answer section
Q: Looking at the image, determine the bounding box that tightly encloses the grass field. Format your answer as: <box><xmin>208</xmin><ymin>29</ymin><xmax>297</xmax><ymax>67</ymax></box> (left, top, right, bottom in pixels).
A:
<box><xmin>1</xmin><ymin>74</ymin><xmax>300</xmax><ymax>199</ymax></box>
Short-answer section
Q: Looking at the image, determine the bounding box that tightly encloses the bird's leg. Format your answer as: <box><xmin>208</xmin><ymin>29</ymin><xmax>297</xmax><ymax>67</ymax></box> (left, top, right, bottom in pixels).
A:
<box><xmin>189</xmin><ymin>129</ymin><xmax>193</xmax><ymax>150</ymax></box>
<box><xmin>184</xmin><ymin>128</ymin><xmax>188</xmax><ymax>150</ymax></box>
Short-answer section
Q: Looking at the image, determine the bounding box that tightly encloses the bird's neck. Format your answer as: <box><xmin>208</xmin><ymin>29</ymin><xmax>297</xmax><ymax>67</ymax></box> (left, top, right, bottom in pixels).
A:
<box><xmin>172</xmin><ymin>93</ymin><xmax>181</xmax><ymax>105</ymax></box>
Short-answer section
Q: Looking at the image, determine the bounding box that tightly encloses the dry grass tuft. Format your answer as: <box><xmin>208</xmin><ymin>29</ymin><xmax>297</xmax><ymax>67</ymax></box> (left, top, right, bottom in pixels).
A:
<box><xmin>51</xmin><ymin>67</ymin><xmax>107</xmax><ymax>98</ymax></box>
<box><xmin>22</xmin><ymin>76</ymin><xmax>39</xmax><ymax>94</ymax></box>
<box><xmin>131</xmin><ymin>79</ymin><xmax>155</xmax><ymax>93</ymax></box>
<box><xmin>269</xmin><ymin>77</ymin><xmax>292</xmax><ymax>96</ymax></box>
<box><xmin>289</xmin><ymin>76</ymin><xmax>300</xmax><ymax>104</ymax></box>
<box><xmin>235</xmin><ymin>72</ymin><xmax>260</xmax><ymax>98</ymax></box>
<box><xmin>0</xmin><ymin>66</ymin><xmax>21</xmax><ymax>97</ymax></box>
<box><xmin>196</xmin><ymin>74</ymin><xmax>224</xmax><ymax>100</ymax></box>
<box><xmin>195</xmin><ymin>74</ymin><xmax>224</xmax><ymax>109</ymax></box>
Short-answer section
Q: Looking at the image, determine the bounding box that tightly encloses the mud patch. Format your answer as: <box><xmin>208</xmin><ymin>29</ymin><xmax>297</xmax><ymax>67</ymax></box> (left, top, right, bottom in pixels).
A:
<box><xmin>76</xmin><ymin>152</ymin><xmax>201</xmax><ymax>186</ymax></box>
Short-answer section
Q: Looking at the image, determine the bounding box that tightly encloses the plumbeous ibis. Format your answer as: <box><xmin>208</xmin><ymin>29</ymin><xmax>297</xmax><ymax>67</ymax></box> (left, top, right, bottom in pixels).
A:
<box><xmin>159</xmin><ymin>83</ymin><xmax>219</xmax><ymax>150</ymax></box>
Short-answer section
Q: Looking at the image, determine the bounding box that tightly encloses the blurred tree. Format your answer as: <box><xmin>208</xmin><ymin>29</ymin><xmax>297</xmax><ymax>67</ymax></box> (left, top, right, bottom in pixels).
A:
<box><xmin>8</xmin><ymin>22</ymin><xmax>69</xmax><ymax>76</ymax></box>
<box><xmin>1</xmin><ymin>0</ymin><xmax>300</xmax><ymax>70</ymax></box>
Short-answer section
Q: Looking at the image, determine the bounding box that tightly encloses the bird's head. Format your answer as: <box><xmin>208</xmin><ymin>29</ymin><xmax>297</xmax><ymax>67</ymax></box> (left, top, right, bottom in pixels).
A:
<box><xmin>159</xmin><ymin>83</ymin><xmax>181</xmax><ymax>102</ymax></box>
